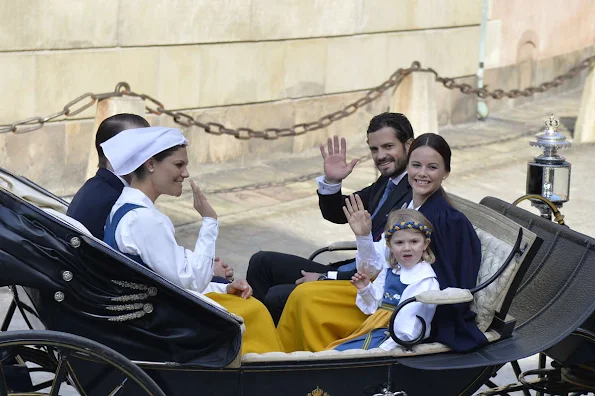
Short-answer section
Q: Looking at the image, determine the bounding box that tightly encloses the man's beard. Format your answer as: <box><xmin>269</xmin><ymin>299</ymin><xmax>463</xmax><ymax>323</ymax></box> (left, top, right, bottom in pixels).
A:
<box><xmin>376</xmin><ymin>156</ymin><xmax>407</xmax><ymax>178</ymax></box>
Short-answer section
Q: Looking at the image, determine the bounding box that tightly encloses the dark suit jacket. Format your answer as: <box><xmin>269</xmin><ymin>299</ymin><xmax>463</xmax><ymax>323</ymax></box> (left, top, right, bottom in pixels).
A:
<box><xmin>67</xmin><ymin>168</ymin><xmax>124</xmax><ymax>240</ymax></box>
<box><xmin>317</xmin><ymin>175</ymin><xmax>412</xmax><ymax>279</ymax></box>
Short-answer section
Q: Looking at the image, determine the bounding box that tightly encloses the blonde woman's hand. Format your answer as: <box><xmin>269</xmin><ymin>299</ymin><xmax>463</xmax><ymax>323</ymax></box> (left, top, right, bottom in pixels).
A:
<box><xmin>342</xmin><ymin>194</ymin><xmax>371</xmax><ymax>237</ymax></box>
<box><xmin>351</xmin><ymin>271</ymin><xmax>370</xmax><ymax>290</ymax></box>
<box><xmin>226</xmin><ymin>279</ymin><xmax>253</xmax><ymax>299</ymax></box>
<box><xmin>190</xmin><ymin>180</ymin><xmax>217</xmax><ymax>219</ymax></box>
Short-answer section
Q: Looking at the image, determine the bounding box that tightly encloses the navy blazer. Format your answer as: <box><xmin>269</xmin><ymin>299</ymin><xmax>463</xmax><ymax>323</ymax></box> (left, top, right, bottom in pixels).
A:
<box><xmin>67</xmin><ymin>168</ymin><xmax>124</xmax><ymax>240</ymax></box>
<box><xmin>419</xmin><ymin>189</ymin><xmax>488</xmax><ymax>352</ymax></box>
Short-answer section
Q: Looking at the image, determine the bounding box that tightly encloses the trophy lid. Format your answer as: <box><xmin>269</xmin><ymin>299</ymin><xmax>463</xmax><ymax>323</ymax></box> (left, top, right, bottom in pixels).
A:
<box><xmin>529</xmin><ymin>114</ymin><xmax>571</xmax><ymax>151</ymax></box>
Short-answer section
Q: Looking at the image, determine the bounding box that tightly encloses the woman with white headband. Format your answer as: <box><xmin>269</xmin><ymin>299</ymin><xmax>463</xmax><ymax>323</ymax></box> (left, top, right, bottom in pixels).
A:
<box><xmin>101</xmin><ymin>126</ymin><xmax>282</xmax><ymax>355</ymax></box>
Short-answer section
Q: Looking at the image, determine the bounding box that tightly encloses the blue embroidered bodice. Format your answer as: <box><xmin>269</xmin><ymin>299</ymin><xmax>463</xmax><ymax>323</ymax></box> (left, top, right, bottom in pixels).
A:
<box><xmin>381</xmin><ymin>269</ymin><xmax>408</xmax><ymax>307</ymax></box>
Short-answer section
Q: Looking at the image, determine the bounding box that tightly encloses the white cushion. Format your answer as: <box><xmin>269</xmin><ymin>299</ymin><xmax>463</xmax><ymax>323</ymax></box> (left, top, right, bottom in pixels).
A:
<box><xmin>241</xmin><ymin>330</ymin><xmax>501</xmax><ymax>363</ymax></box>
<box><xmin>471</xmin><ymin>227</ymin><xmax>516</xmax><ymax>332</ymax></box>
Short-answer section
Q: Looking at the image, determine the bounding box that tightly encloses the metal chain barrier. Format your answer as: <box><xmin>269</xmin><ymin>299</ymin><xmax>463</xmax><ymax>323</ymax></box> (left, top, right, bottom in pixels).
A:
<box><xmin>1</xmin><ymin>56</ymin><xmax>593</xmax><ymax>137</ymax></box>
<box><xmin>2</xmin><ymin>56</ymin><xmax>593</xmax><ymax>195</ymax></box>
<box><xmin>429</xmin><ymin>55</ymin><xmax>595</xmax><ymax>99</ymax></box>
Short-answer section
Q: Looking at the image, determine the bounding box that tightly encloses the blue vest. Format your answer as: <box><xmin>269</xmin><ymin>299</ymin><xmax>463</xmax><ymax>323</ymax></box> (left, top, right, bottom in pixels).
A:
<box><xmin>104</xmin><ymin>203</ymin><xmax>148</xmax><ymax>267</ymax></box>
<box><xmin>381</xmin><ymin>268</ymin><xmax>408</xmax><ymax>308</ymax></box>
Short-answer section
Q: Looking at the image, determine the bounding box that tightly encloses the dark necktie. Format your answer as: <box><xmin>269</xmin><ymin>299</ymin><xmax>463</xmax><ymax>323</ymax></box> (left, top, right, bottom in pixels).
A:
<box><xmin>371</xmin><ymin>180</ymin><xmax>396</xmax><ymax>219</ymax></box>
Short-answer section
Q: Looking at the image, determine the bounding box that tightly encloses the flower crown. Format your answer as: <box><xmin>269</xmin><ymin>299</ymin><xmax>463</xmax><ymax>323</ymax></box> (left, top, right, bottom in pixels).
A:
<box><xmin>385</xmin><ymin>221</ymin><xmax>432</xmax><ymax>241</ymax></box>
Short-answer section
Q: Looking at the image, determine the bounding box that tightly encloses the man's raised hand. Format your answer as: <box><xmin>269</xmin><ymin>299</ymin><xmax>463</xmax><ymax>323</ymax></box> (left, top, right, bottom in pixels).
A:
<box><xmin>320</xmin><ymin>136</ymin><xmax>359</xmax><ymax>184</ymax></box>
<box><xmin>342</xmin><ymin>194</ymin><xmax>372</xmax><ymax>237</ymax></box>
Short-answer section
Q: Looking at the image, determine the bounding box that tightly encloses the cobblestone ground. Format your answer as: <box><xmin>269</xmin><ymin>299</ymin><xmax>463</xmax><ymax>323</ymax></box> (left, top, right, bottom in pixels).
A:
<box><xmin>0</xmin><ymin>88</ymin><xmax>591</xmax><ymax>394</ymax></box>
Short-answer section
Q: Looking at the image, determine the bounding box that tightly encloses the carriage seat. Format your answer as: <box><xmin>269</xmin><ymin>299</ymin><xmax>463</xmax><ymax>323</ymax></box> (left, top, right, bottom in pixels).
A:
<box><xmin>242</xmin><ymin>195</ymin><xmax>538</xmax><ymax>363</ymax></box>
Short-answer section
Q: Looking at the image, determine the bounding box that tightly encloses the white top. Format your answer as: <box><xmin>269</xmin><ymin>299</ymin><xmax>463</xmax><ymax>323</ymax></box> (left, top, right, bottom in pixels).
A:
<box><xmin>355</xmin><ymin>234</ymin><xmax>440</xmax><ymax>350</ymax></box>
<box><xmin>108</xmin><ymin>187</ymin><xmax>227</xmax><ymax>295</ymax></box>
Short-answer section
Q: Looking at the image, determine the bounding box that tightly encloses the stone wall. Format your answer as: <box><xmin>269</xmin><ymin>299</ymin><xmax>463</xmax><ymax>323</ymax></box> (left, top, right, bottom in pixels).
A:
<box><xmin>0</xmin><ymin>0</ymin><xmax>593</xmax><ymax>194</ymax></box>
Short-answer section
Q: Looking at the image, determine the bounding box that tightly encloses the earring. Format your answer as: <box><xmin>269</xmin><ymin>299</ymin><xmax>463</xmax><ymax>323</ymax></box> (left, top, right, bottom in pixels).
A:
<box><xmin>149</xmin><ymin>169</ymin><xmax>154</xmax><ymax>173</ymax></box>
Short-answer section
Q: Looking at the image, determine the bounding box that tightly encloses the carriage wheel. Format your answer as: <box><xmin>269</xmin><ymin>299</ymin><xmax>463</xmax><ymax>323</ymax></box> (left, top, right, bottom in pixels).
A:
<box><xmin>0</xmin><ymin>330</ymin><xmax>166</xmax><ymax>396</ymax></box>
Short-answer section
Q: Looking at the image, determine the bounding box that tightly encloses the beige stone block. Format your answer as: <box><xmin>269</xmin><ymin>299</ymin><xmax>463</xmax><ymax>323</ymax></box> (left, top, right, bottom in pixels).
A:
<box><xmin>359</xmin><ymin>0</ymin><xmax>482</xmax><ymax>33</ymax></box>
<box><xmin>0</xmin><ymin>0</ymin><xmax>41</xmax><ymax>51</ymax></box>
<box><xmin>391</xmin><ymin>72</ymin><xmax>438</xmax><ymax>135</ymax></box>
<box><xmin>199</xmin><ymin>42</ymin><xmax>287</xmax><ymax>107</ymax></box>
<box><xmin>0</xmin><ymin>54</ymin><xmax>36</xmax><ymax>124</ymax></box>
<box><xmin>283</xmin><ymin>39</ymin><xmax>327</xmax><ymax>98</ymax></box>
<box><xmin>575</xmin><ymin>66</ymin><xmax>595</xmax><ymax>142</ymax></box>
<box><xmin>1</xmin><ymin>118</ymin><xmax>93</xmax><ymax>195</ymax></box>
<box><xmin>426</xmin><ymin>27</ymin><xmax>480</xmax><ymax>78</ymax></box>
<box><xmin>250</xmin><ymin>0</ymin><xmax>359</xmax><ymax>40</ymax></box>
<box><xmin>34</xmin><ymin>49</ymin><xmax>160</xmax><ymax>121</ymax></box>
<box><xmin>485</xmin><ymin>20</ymin><xmax>502</xmax><ymax>69</ymax></box>
<box><xmin>0</xmin><ymin>0</ymin><xmax>118</xmax><ymax>51</ymax></box>
<box><xmin>37</xmin><ymin>0</ymin><xmax>119</xmax><ymax>49</ymax></box>
<box><xmin>118</xmin><ymin>0</ymin><xmax>251</xmax><ymax>46</ymax></box>
<box><xmin>65</xmin><ymin>120</ymin><xmax>96</xmax><ymax>193</ymax></box>
<box><xmin>325</xmin><ymin>34</ymin><xmax>389</xmax><ymax>94</ymax></box>
<box><xmin>2</xmin><ymin>122</ymin><xmax>67</xmax><ymax>192</ymax></box>
<box><xmin>157</xmin><ymin>46</ymin><xmax>202</xmax><ymax>109</ymax></box>
<box><xmin>385</xmin><ymin>30</ymin><xmax>431</xmax><ymax>75</ymax></box>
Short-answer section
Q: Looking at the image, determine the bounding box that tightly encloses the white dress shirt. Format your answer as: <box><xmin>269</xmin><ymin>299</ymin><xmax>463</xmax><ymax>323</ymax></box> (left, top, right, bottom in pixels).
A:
<box><xmin>108</xmin><ymin>187</ymin><xmax>227</xmax><ymax>295</ymax></box>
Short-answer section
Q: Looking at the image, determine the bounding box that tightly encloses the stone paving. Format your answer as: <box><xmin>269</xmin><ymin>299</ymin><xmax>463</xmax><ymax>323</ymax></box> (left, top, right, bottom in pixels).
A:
<box><xmin>0</xmin><ymin>87</ymin><xmax>591</xmax><ymax>394</ymax></box>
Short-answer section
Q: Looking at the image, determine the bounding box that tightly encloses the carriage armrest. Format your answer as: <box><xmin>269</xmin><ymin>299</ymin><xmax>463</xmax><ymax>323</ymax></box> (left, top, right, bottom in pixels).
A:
<box><xmin>308</xmin><ymin>241</ymin><xmax>357</xmax><ymax>261</ymax></box>
<box><xmin>415</xmin><ymin>288</ymin><xmax>474</xmax><ymax>305</ymax></box>
<box><xmin>328</xmin><ymin>241</ymin><xmax>357</xmax><ymax>250</ymax></box>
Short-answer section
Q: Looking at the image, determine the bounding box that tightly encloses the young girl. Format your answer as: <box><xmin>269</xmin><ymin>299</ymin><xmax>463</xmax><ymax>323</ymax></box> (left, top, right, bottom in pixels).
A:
<box><xmin>327</xmin><ymin>195</ymin><xmax>440</xmax><ymax>351</ymax></box>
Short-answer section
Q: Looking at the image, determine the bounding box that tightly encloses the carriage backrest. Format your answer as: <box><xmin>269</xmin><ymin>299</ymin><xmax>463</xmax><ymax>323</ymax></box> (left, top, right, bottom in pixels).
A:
<box><xmin>0</xmin><ymin>168</ymin><xmax>68</xmax><ymax>214</ymax></box>
<box><xmin>449</xmin><ymin>194</ymin><xmax>539</xmax><ymax>332</ymax></box>
<box><xmin>480</xmin><ymin>196</ymin><xmax>595</xmax><ymax>365</ymax></box>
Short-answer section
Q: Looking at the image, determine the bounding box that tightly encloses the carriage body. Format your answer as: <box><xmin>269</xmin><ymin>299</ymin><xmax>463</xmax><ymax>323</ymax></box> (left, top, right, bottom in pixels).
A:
<box><xmin>1</xmin><ymin>167</ymin><xmax>594</xmax><ymax>396</ymax></box>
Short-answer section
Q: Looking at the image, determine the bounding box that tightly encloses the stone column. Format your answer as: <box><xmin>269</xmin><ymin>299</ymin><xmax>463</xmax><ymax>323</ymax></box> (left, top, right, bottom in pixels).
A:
<box><xmin>575</xmin><ymin>65</ymin><xmax>595</xmax><ymax>143</ymax></box>
<box><xmin>85</xmin><ymin>96</ymin><xmax>146</xmax><ymax>179</ymax></box>
<box><xmin>390</xmin><ymin>71</ymin><xmax>439</xmax><ymax>136</ymax></box>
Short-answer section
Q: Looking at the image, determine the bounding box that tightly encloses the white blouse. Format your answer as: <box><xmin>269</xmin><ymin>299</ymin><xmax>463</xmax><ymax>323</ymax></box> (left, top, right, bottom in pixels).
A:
<box><xmin>354</xmin><ymin>235</ymin><xmax>440</xmax><ymax>350</ymax></box>
<box><xmin>354</xmin><ymin>233</ymin><xmax>387</xmax><ymax>277</ymax></box>
<box><xmin>108</xmin><ymin>187</ymin><xmax>227</xmax><ymax>295</ymax></box>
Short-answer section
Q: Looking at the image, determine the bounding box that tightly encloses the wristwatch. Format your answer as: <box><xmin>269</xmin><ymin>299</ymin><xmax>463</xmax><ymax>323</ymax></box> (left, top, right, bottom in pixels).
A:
<box><xmin>317</xmin><ymin>274</ymin><xmax>330</xmax><ymax>281</ymax></box>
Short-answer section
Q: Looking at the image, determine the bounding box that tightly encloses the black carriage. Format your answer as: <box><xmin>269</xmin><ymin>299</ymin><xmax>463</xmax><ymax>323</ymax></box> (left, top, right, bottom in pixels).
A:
<box><xmin>1</xmin><ymin>167</ymin><xmax>595</xmax><ymax>396</ymax></box>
